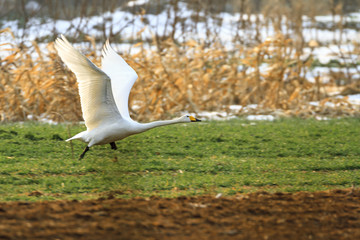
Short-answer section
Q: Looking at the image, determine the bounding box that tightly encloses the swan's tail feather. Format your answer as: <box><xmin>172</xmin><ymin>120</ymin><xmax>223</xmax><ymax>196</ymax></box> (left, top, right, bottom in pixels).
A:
<box><xmin>66</xmin><ymin>136</ymin><xmax>77</xmax><ymax>142</ymax></box>
<box><xmin>66</xmin><ymin>131</ymin><xmax>86</xmax><ymax>142</ymax></box>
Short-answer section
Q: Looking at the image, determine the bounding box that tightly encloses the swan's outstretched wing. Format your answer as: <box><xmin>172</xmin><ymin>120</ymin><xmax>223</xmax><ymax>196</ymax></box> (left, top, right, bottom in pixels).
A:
<box><xmin>101</xmin><ymin>40</ymin><xmax>138</xmax><ymax>120</ymax></box>
<box><xmin>54</xmin><ymin>35</ymin><xmax>121</xmax><ymax>130</ymax></box>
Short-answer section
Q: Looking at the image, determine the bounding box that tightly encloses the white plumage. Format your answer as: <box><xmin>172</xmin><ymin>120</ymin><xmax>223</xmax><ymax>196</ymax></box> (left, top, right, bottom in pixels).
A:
<box><xmin>54</xmin><ymin>35</ymin><xmax>200</xmax><ymax>159</ymax></box>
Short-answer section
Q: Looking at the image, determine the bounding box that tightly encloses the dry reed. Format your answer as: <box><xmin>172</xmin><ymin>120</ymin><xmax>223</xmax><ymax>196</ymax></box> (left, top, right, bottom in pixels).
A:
<box><xmin>0</xmin><ymin>24</ymin><xmax>359</xmax><ymax>122</ymax></box>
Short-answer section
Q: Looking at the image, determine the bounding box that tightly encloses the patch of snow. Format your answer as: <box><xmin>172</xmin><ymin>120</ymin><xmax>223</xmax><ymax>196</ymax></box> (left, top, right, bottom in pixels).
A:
<box><xmin>127</xmin><ymin>0</ymin><xmax>149</xmax><ymax>7</ymax></box>
<box><xmin>2</xmin><ymin>4</ymin><xmax>360</xmax><ymax>69</ymax></box>
<box><xmin>25</xmin><ymin>1</ymin><xmax>40</xmax><ymax>11</ymax></box>
<box><xmin>241</xmin><ymin>104</ymin><xmax>259</xmax><ymax>113</ymax></box>
<box><xmin>246</xmin><ymin>115</ymin><xmax>275</xmax><ymax>121</ymax></box>
<box><xmin>193</xmin><ymin>111</ymin><xmax>238</xmax><ymax>121</ymax></box>
<box><xmin>309</xmin><ymin>101</ymin><xmax>336</xmax><ymax>108</ymax></box>
<box><xmin>39</xmin><ymin>117</ymin><xmax>58</xmax><ymax>125</ymax></box>
<box><xmin>338</xmin><ymin>94</ymin><xmax>360</xmax><ymax>105</ymax></box>
<box><xmin>228</xmin><ymin>105</ymin><xmax>243</xmax><ymax>111</ymax></box>
<box><xmin>309</xmin><ymin>101</ymin><xmax>319</xmax><ymax>107</ymax></box>
<box><xmin>315</xmin><ymin>116</ymin><xmax>330</xmax><ymax>121</ymax></box>
<box><xmin>347</xmin><ymin>94</ymin><xmax>360</xmax><ymax>104</ymax></box>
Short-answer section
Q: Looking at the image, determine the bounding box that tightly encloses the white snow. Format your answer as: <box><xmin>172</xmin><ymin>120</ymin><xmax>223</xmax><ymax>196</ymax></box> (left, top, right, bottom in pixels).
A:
<box><xmin>246</xmin><ymin>115</ymin><xmax>275</xmax><ymax>121</ymax></box>
<box><xmin>189</xmin><ymin>111</ymin><xmax>238</xmax><ymax>121</ymax></box>
<box><xmin>127</xmin><ymin>0</ymin><xmax>149</xmax><ymax>7</ymax></box>
<box><xmin>344</xmin><ymin>93</ymin><xmax>360</xmax><ymax>105</ymax></box>
<box><xmin>1</xmin><ymin>4</ymin><xmax>360</xmax><ymax>68</ymax></box>
<box><xmin>25</xmin><ymin>1</ymin><xmax>40</xmax><ymax>11</ymax></box>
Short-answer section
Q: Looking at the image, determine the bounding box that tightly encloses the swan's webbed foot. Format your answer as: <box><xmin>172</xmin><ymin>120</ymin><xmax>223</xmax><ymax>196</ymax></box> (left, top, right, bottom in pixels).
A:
<box><xmin>110</xmin><ymin>142</ymin><xmax>117</xmax><ymax>150</ymax></box>
<box><xmin>79</xmin><ymin>146</ymin><xmax>90</xmax><ymax>160</ymax></box>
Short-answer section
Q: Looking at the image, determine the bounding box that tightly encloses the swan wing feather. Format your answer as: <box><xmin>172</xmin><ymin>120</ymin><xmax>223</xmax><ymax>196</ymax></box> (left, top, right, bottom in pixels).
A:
<box><xmin>54</xmin><ymin>35</ymin><xmax>121</xmax><ymax>130</ymax></box>
<box><xmin>101</xmin><ymin>40</ymin><xmax>138</xmax><ymax>120</ymax></box>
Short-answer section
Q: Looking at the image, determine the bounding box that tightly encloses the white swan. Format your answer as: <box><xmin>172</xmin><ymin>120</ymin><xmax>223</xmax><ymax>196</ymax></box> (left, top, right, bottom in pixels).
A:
<box><xmin>54</xmin><ymin>35</ymin><xmax>201</xmax><ymax>159</ymax></box>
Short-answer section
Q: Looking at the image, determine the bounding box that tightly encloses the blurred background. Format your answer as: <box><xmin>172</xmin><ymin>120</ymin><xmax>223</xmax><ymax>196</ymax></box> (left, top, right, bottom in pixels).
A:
<box><xmin>0</xmin><ymin>0</ymin><xmax>360</xmax><ymax>122</ymax></box>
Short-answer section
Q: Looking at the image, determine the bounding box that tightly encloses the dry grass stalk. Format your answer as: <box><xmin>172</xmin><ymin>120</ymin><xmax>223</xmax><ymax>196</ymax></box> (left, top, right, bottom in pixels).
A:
<box><xmin>0</xmin><ymin>28</ymin><xmax>358</xmax><ymax>122</ymax></box>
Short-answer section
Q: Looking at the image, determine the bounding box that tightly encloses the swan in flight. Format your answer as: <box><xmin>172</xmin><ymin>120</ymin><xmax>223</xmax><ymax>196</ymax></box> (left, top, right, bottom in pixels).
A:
<box><xmin>54</xmin><ymin>35</ymin><xmax>201</xmax><ymax>159</ymax></box>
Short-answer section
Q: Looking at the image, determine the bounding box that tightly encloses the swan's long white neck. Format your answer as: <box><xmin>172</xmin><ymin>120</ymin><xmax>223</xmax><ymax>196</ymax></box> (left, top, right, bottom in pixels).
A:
<box><xmin>137</xmin><ymin>118</ymin><xmax>183</xmax><ymax>133</ymax></box>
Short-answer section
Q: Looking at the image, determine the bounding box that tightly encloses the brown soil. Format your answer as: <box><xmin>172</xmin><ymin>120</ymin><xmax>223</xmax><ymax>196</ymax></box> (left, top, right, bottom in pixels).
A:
<box><xmin>1</xmin><ymin>188</ymin><xmax>360</xmax><ymax>240</ymax></box>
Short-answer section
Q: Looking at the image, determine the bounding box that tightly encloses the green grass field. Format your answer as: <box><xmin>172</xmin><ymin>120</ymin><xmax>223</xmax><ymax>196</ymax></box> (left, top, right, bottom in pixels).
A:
<box><xmin>0</xmin><ymin>118</ymin><xmax>359</xmax><ymax>201</ymax></box>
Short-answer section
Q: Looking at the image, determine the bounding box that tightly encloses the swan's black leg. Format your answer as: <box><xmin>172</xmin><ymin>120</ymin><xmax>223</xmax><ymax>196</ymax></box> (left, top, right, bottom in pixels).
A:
<box><xmin>110</xmin><ymin>142</ymin><xmax>117</xmax><ymax>150</ymax></box>
<box><xmin>79</xmin><ymin>146</ymin><xmax>90</xmax><ymax>160</ymax></box>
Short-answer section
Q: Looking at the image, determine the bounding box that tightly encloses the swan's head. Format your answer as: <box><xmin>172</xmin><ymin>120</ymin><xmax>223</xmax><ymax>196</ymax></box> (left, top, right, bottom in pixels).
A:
<box><xmin>180</xmin><ymin>114</ymin><xmax>201</xmax><ymax>123</ymax></box>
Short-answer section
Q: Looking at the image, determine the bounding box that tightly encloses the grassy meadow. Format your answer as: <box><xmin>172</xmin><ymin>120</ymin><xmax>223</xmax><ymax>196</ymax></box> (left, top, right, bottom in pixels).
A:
<box><xmin>0</xmin><ymin>118</ymin><xmax>359</xmax><ymax>201</ymax></box>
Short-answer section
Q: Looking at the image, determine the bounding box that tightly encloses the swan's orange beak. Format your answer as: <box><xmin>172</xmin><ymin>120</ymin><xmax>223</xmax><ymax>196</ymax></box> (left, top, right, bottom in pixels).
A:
<box><xmin>189</xmin><ymin>116</ymin><xmax>201</xmax><ymax>122</ymax></box>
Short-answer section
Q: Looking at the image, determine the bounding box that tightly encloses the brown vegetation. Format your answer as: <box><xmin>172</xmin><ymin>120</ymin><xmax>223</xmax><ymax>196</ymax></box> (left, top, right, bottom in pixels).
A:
<box><xmin>1</xmin><ymin>28</ymin><xmax>359</xmax><ymax>122</ymax></box>
<box><xmin>0</xmin><ymin>1</ymin><xmax>359</xmax><ymax>122</ymax></box>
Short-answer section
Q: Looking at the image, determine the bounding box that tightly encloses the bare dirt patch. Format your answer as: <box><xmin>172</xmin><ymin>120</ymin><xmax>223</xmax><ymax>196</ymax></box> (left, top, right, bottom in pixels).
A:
<box><xmin>0</xmin><ymin>189</ymin><xmax>360</xmax><ymax>239</ymax></box>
